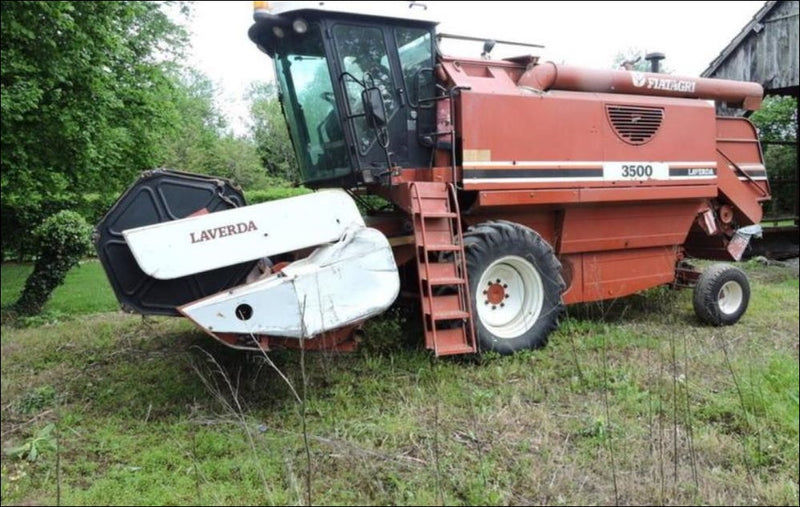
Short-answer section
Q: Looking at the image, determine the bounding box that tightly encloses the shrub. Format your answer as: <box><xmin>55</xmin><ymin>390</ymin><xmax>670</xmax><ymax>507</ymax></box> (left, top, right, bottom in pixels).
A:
<box><xmin>245</xmin><ymin>187</ymin><xmax>311</xmax><ymax>204</ymax></box>
<box><xmin>12</xmin><ymin>211</ymin><xmax>93</xmax><ymax>316</ymax></box>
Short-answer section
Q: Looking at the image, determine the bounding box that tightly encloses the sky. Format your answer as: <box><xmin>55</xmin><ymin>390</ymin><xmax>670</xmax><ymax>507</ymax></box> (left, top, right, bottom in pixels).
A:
<box><xmin>183</xmin><ymin>0</ymin><xmax>766</xmax><ymax>135</ymax></box>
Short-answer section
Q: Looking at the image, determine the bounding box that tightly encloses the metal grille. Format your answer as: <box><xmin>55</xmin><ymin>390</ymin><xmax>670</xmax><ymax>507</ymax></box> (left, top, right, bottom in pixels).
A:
<box><xmin>606</xmin><ymin>105</ymin><xmax>664</xmax><ymax>145</ymax></box>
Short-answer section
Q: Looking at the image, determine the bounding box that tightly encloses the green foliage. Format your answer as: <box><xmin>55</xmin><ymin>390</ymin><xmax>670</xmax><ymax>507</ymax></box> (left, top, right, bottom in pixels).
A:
<box><xmin>1</xmin><ymin>1</ymin><xmax>188</xmax><ymax>258</ymax></box>
<box><xmin>244</xmin><ymin>186</ymin><xmax>311</xmax><ymax>204</ymax></box>
<box><xmin>12</xmin><ymin>211</ymin><xmax>93</xmax><ymax>316</ymax></box>
<box><xmin>761</xmin><ymin>144</ymin><xmax>797</xmax><ymax>217</ymax></box>
<box><xmin>157</xmin><ymin>71</ymin><xmax>270</xmax><ymax>190</ymax></box>
<box><xmin>14</xmin><ymin>386</ymin><xmax>58</xmax><ymax>415</ymax></box>
<box><xmin>5</xmin><ymin>424</ymin><xmax>57</xmax><ymax>462</ymax></box>
<box><xmin>1</xmin><ymin>1</ymin><xmax>280</xmax><ymax>263</ymax></box>
<box><xmin>750</xmin><ymin>96</ymin><xmax>798</xmax><ymax>143</ymax></box>
<box><xmin>156</xmin><ymin>70</ymin><xmax>228</xmax><ymax>171</ymax></box>
<box><xmin>360</xmin><ymin>306</ymin><xmax>414</xmax><ymax>354</ymax></box>
<box><xmin>248</xmin><ymin>82</ymin><xmax>299</xmax><ymax>182</ymax></box>
<box><xmin>77</xmin><ymin>193</ymin><xmax>119</xmax><ymax>227</ymax></box>
<box><xmin>211</xmin><ymin>136</ymin><xmax>271</xmax><ymax>190</ymax></box>
<box><xmin>750</xmin><ymin>96</ymin><xmax>798</xmax><ymax>217</ymax></box>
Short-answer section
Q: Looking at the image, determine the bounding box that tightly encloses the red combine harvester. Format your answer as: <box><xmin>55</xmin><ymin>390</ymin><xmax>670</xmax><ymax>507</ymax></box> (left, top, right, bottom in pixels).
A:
<box><xmin>95</xmin><ymin>2</ymin><xmax>770</xmax><ymax>355</ymax></box>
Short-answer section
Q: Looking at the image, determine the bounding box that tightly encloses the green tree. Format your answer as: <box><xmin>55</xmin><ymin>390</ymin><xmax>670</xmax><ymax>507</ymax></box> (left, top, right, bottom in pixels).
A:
<box><xmin>1</xmin><ymin>1</ymin><xmax>187</xmax><ymax>258</ymax></box>
<box><xmin>159</xmin><ymin>69</ymin><xmax>230</xmax><ymax>174</ymax></box>
<box><xmin>750</xmin><ymin>95</ymin><xmax>797</xmax><ymax>143</ymax></box>
<box><xmin>750</xmin><ymin>96</ymin><xmax>798</xmax><ymax>218</ymax></box>
<box><xmin>13</xmin><ymin>211</ymin><xmax>93</xmax><ymax>316</ymax></box>
<box><xmin>159</xmin><ymin>70</ymin><xmax>269</xmax><ymax>189</ymax></box>
<box><xmin>248</xmin><ymin>81</ymin><xmax>298</xmax><ymax>183</ymax></box>
<box><xmin>211</xmin><ymin>135</ymin><xmax>270</xmax><ymax>190</ymax></box>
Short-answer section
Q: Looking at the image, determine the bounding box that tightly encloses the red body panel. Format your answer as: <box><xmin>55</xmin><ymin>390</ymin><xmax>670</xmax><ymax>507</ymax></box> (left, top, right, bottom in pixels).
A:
<box><xmin>573</xmin><ymin>246</ymin><xmax>678</xmax><ymax>303</ymax></box>
<box><xmin>559</xmin><ymin>202</ymin><xmax>699</xmax><ymax>254</ymax></box>
<box><xmin>388</xmin><ymin>56</ymin><xmax>770</xmax><ymax>305</ymax></box>
<box><xmin>456</xmin><ymin>90</ymin><xmax>717</xmax><ymax>191</ymax></box>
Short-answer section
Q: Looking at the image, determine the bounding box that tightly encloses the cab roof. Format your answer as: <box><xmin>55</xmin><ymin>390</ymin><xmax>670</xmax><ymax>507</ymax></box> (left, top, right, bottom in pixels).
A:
<box><xmin>254</xmin><ymin>1</ymin><xmax>438</xmax><ymax>24</ymax></box>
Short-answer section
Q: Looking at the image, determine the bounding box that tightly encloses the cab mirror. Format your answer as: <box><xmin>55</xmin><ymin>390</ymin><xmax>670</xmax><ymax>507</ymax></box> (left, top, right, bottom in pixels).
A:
<box><xmin>362</xmin><ymin>87</ymin><xmax>387</xmax><ymax>128</ymax></box>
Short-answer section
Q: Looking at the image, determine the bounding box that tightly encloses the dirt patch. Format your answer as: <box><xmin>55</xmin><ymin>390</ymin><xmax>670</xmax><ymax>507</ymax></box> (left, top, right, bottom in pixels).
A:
<box><xmin>749</xmin><ymin>256</ymin><xmax>799</xmax><ymax>282</ymax></box>
<box><xmin>786</xmin><ymin>257</ymin><xmax>800</xmax><ymax>277</ymax></box>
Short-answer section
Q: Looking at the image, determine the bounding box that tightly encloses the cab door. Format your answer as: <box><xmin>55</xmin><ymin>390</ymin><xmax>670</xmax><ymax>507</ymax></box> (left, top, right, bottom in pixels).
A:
<box><xmin>326</xmin><ymin>20</ymin><xmax>434</xmax><ymax>179</ymax></box>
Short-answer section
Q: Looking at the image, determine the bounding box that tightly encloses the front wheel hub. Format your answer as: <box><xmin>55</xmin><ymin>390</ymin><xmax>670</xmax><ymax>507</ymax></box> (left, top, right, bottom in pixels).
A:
<box><xmin>476</xmin><ymin>255</ymin><xmax>543</xmax><ymax>339</ymax></box>
<box><xmin>485</xmin><ymin>282</ymin><xmax>507</xmax><ymax>306</ymax></box>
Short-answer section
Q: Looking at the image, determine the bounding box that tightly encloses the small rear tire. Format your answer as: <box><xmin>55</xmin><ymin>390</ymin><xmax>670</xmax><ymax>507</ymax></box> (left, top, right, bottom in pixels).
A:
<box><xmin>693</xmin><ymin>263</ymin><xmax>750</xmax><ymax>326</ymax></box>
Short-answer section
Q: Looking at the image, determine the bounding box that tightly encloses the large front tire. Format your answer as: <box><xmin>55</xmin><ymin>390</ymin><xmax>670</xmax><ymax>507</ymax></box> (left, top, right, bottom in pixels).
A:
<box><xmin>693</xmin><ymin>263</ymin><xmax>750</xmax><ymax>326</ymax></box>
<box><xmin>464</xmin><ymin>221</ymin><xmax>565</xmax><ymax>354</ymax></box>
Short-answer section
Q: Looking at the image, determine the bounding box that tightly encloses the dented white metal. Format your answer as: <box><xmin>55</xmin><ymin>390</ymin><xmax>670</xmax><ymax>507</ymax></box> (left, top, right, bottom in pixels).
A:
<box><xmin>123</xmin><ymin>189</ymin><xmax>364</xmax><ymax>280</ymax></box>
<box><xmin>178</xmin><ymin>226</ymin><xmax>399</xmax><ymax>338</ymax></box>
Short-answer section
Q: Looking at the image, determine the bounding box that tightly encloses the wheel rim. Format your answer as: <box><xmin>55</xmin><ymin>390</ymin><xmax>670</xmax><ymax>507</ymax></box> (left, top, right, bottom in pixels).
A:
<box><xmin>475</xmin><ymin>255</ymin><xmax>543</xmax><ymax>339</ymax></box>
<box><xmin>717</xmin><ymin>280</ymin><xmax>743</xmax><ymax>315</ymax></box>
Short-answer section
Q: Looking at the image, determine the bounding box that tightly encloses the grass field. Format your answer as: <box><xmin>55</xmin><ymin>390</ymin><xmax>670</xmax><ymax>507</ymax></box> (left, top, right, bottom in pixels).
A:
<box><xmin>1</xmin><ymin>259</ymin><xmax>798</xmax><ymax>505</ymax></box>
<box><xmin>1</xmin><ymin>260</ymin><xmax>118</xmax><ymax>317</ymax></box>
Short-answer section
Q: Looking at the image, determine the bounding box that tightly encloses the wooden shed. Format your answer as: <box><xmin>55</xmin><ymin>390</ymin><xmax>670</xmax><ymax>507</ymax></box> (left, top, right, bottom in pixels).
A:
<box><xmin>702</xmin><ymin>1</ymin><xmax>798</xmax><ymax>98</ymax></box>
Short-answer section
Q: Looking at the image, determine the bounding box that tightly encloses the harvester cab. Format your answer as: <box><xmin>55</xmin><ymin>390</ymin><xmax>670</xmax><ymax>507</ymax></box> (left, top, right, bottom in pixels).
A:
<box><xmin>95</xmin><ymin>1</ymin><xmax>771</xmax><ymax>357</ymax></box>
<box><xmin>248</xmin><ymin>1</ymin><xmax>439</xmax><ymax>187</ymax></box>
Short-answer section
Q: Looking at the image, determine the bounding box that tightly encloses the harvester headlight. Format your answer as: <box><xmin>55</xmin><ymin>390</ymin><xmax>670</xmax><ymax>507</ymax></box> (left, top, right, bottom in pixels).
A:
<box><xmin>292</xmin><ymin>18</ymin><xmax>308</xmax><ymax>34</ymax></box>
<box><xmin>272</xmin><ymin>25</ymin><xmax>285</xmax><ymax>38</ymax></box>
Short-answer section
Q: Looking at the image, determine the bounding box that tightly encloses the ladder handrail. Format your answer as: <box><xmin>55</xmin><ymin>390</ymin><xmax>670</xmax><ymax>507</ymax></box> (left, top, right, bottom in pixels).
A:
<box><xmin>446</xmin><ymin>183</ymin><xmax>477</xmax><ymax>352</ymax></box>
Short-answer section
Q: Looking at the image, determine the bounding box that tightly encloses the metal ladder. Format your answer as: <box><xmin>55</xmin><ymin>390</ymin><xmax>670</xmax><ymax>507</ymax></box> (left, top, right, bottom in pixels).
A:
<box><xmin>410</xmin><ymin>181</ymin><xmax>477</xmax><ymax>356</ymax></box>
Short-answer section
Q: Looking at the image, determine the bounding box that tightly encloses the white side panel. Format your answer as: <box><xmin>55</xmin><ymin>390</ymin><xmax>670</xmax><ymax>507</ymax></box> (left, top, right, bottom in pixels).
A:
<box><xmin>123</xmin><ymin>190</ymin><xmax>364</xmax><ymax>280</ymax></box>
<box><xmin>178</xmin><ymin>227</ymin><xmax>399</xmax><ymax>338</ymax></box>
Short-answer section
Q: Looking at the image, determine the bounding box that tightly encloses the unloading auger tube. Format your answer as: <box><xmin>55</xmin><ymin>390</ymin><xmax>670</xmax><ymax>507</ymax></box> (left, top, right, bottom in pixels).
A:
<box><xmin>519</xmin><ymin>63</ymin><xmax>763</xmax><ymax>110</ymax></box>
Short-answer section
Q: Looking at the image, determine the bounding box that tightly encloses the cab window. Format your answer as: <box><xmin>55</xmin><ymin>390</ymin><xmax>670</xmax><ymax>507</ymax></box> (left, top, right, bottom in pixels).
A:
<box><xmin>395</xmin><ymin>27</ymin><xmax>434</xmax><ymax>107</ymax></box>
<box><xmin>333</xmin><ymin>24</ymin><xmax>398</xmax><ymax>154</ymax></box>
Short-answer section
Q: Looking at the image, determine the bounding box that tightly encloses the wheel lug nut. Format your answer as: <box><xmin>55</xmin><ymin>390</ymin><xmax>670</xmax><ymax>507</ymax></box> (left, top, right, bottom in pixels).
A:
<box><xmin>500</xmin><ymin>303</ymin><xmax>505</xmax><ymax>308</ymax></box>
<box><xmin>483</xmin><ymin>290</ymin><xmax>487</xmax><ymax>295</ymax></box>
<box><xmin>492</xmin><ymin>305</ymin><xmax>497</xmax><ymax>310</ymax></box>
<box><xmin>484</xmin><ymin>300</ymin><xmax>489</xmax><ymax>305</ymax></box>
<box><xmin>503</xmin><ymin>284</ymin><xmax>508</xmax><ymax>289</ymax></box>
<box><xmin>496</xmin><ymin>279</ymin><xmax>501</xmax><ymax>283</ymax></box>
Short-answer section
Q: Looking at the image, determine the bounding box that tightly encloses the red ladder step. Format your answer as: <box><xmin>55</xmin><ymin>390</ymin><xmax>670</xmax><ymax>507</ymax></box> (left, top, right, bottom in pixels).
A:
<box><xmin>422</xmin><ymin>295</ymin><xmax>471</xmax><ymax>321</ymax></box>
<box><xmin>420</xmin><ymin>243</ymin><xmax>461</xmax><ymax>252</ymax></box>
<box><xmin>431</xmin><ymin>328</ymin><xmax>475</xmax><ymax>355</ymax></box>
<box><xmin>420</xmin><ymin>211</ymin><xmax>458</xmax><ymax>218</ymax></box>
<box><xmin>411</xmin><ymin>183</ymin><xmax>450</xmax><ymax>198</ymax></box>
<box><xmin>421</xmin><ymin>263</ymin><xmax>465</xmax><ymax>286</ymax></box>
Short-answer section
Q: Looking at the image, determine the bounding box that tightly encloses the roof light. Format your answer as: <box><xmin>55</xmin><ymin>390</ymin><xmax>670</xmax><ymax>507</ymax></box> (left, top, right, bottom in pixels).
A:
<box><xmin>253</xmin><ymin>1</ymin><xmax>270</xmax><ymax>13</ymax></box>
<box><xmin>292</xmin><ymin>18</ymin><xmax>308</xmax><ymax>34</ymax></box>
<box><xmin>272</xmin><ymin>26</ymin><xmax>285</xmax><ymax>38</ymax></box>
